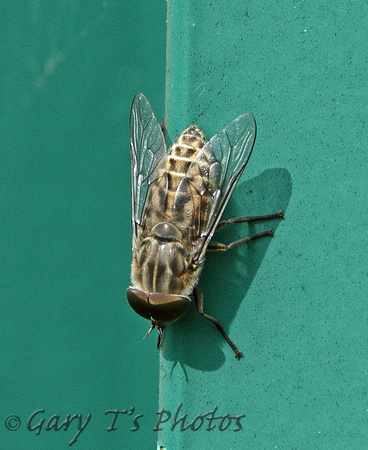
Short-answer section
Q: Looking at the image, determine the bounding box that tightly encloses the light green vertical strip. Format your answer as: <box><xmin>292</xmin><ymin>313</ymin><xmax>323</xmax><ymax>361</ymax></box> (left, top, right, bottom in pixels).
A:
<box><xmin>165</xmin><ymin>0</ymin><xmax>194</xmax><ymax>138</ymax></box>
<box><xmin>159</xmin><ymin>0</ymin><xmax>367</xmax><ymax>448</ymax></box>
<box><xmin>160</xmin><ymin>0</ymin><xmax>286</xmax><ymax>448</ymax></box>
<box><xmin>160</xmin><ymin>1</ymin><xmax>280</xmax><ymax>448</ymax></box>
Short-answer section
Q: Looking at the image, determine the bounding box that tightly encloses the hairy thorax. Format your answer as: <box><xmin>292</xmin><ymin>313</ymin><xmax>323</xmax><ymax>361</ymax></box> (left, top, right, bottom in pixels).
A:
<box><xmin>131</xmin><ymin>222</ymin><xmax>201</xmax><ymax>296</ymax></box>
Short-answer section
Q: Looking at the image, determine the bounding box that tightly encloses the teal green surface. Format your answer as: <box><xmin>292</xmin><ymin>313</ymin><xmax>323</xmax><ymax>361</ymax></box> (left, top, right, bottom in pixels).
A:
<box><xmin>0</xmin><ymin>2</ymin><xmax>166</xmax><ymax>449</ymax></box>
<box><xmin>159</xmin><ymin>0</ymin><xmax>368</xmax><ymax>449</ymax></box>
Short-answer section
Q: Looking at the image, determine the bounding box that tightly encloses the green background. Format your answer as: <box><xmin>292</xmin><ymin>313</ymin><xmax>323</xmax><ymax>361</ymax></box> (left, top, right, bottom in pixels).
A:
<box><xmin>1</xmin><ymin>1</ymin><xmax>367</xmax><ymax>449</ymax></box>
<box><xmin>159</xmin><ymin>0</ymin><xmax>367</xmax><ymax>449</ymax></box>
<box><xmin>1</xmin><ymin>1</ymin><xmax>165</xmax><ymax>448</ymax></box>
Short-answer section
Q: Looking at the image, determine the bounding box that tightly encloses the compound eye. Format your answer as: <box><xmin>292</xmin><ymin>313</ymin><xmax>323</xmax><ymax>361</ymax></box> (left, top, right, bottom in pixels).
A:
<box><xmin>149</xmin><ymin>293</ymin><xmax>191</xmax><ymax>323</ymax></box>
<box><xmin>126</xmin><ymin>287</ymin><xmax>191</xmax><ymax>325</ymax></box>
<box><xmin>126</xmin><ymin>287</ymin><xmax>151</xmax><ymax>320</ymax></box>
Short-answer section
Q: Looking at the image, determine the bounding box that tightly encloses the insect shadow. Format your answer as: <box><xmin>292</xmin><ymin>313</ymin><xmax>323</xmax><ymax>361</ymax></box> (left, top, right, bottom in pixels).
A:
<box><xmin>161</xmin><ymin>167</ymin><xmax>292</xmax><ymax>371</ymax></box>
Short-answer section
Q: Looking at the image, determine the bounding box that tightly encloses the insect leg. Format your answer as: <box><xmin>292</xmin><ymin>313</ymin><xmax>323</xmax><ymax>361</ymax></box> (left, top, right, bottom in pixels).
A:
<box><xmin>193</xmin><ymin>286</ymin><xmax>242</xmax><ymax>358</ymax></box>
<box><xmin>208</xmin><ymin>230</ymin><xmax>274</xmax><ymax>251</ymax></box>
<box><xmin>216</xmin><ymin>210</ymin><xmax>284</xmax><ymax>231</ymax></box>
<box><xmin>209</xmin><ymin>210</ymin><xmax>284</xmax><ymax>251</ymax></box>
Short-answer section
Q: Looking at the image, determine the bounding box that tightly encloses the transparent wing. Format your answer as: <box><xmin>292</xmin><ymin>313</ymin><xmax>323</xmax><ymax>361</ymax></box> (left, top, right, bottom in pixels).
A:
<box><xmin>130</xmin><ymin>93</ymin><xmax>167</xmax><ymax>247</ymax></box>
<box><xmin>192</xmin><ymin>112</ymin><xmax>257</xmax><ymax>263</ymax></box>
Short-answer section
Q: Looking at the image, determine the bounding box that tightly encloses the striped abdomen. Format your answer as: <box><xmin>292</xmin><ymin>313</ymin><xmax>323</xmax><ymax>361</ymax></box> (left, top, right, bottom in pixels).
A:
<box><xmin>132</xmin><ymin>125</ymin><xmax>222</xmax><ymax>295</ymax></box>
<box><xmin>140</xmin><ymin>125</ymin><xmax>219</xmax><ymax>239</ymax></box>
<box><xmin>167</xmin><ymin>125</ymin><xmax>206</xmax><ymax>194</ymax></box>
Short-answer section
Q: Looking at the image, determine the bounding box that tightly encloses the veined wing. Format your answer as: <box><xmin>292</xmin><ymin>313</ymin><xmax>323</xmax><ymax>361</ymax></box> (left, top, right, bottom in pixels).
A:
<box><xmin>130</xmin><ymin>93</ymin><xmax>167</xmax><ymax>247</ymax></box>
<box><xmin>191</xmin><ymin>112</ymin><xmax>257</xmax><ymax>263</ymax></box>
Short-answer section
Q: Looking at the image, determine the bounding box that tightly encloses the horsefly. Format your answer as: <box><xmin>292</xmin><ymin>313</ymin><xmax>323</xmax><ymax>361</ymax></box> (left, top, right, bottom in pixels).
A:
<box><xmin>127</xmin><ymin>93</ymin><xmax>283</xmax><ymax>358</ymax></box>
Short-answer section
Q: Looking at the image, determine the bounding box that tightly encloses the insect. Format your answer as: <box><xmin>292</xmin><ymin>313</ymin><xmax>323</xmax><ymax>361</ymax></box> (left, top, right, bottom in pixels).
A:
<box><xmin>127</xmin><ymin>93</ymin><xmax>283</xmax><ymax>358</ymax></box>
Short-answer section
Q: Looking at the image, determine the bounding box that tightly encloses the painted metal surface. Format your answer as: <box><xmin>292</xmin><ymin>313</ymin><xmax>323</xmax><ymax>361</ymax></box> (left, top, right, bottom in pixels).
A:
<box><xmin>159</xmin><ymin>0</ymin><xmax>367</xmax><ymax>448</ymax></box>
<box><xmin>0</xmin><ymin>1</ymin><xmax>165</xmax><ymax>448</ymax></box>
